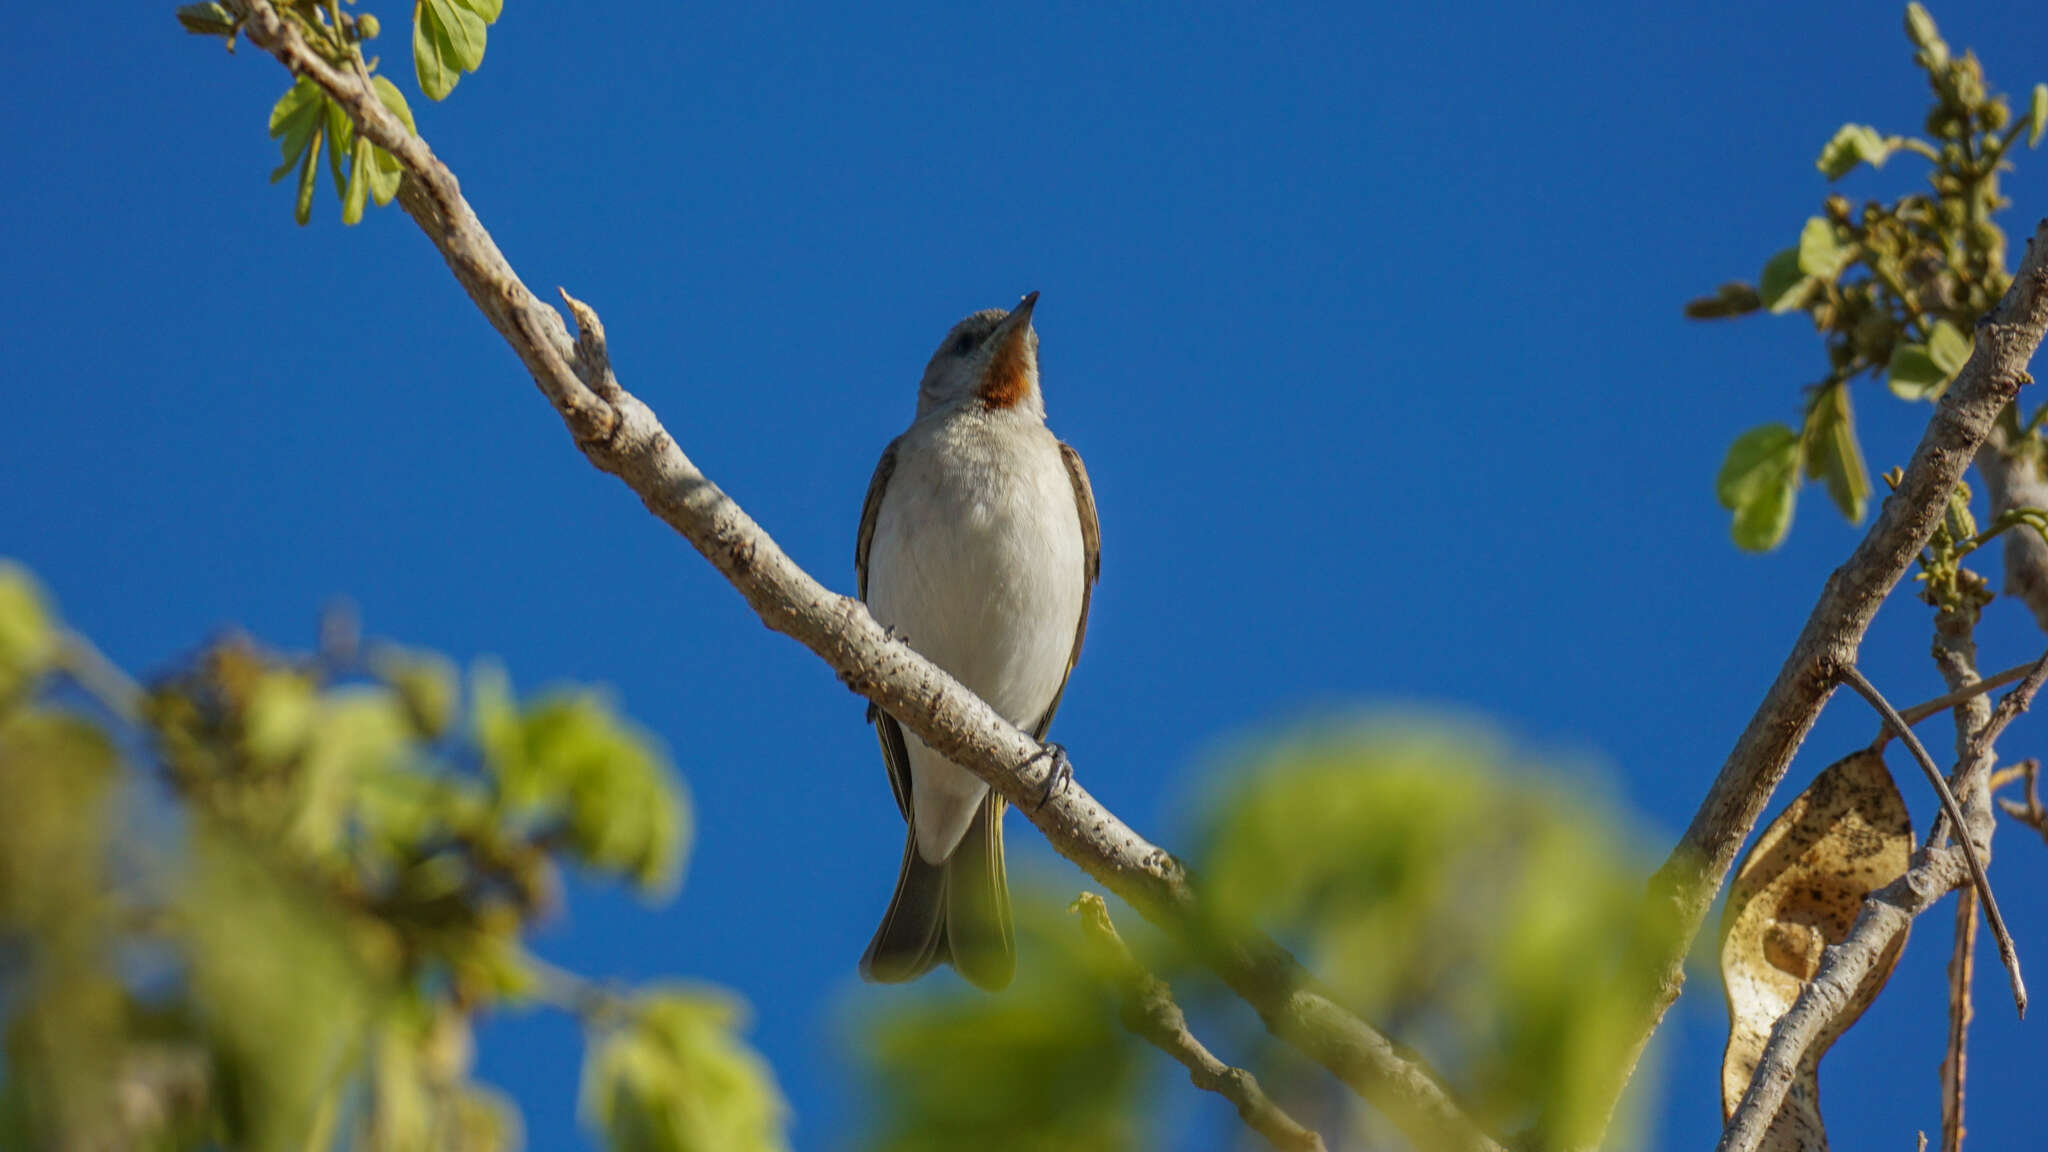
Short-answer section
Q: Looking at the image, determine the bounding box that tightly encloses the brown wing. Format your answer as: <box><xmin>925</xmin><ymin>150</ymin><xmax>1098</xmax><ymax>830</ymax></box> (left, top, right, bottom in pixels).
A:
<box><xmin>857</xmin><ymin>438</ymin><xmax>915</xmax><ymax>820</ymax></box>
<box><xmin>1031</xmin><ymin>440</ymin><xmax>1102</xmax><ymax>739</ymax></box>
<box><xmin>856</xmin><ymin>437</ymin><xmax>901</xmax><ymax>600</ymax></box>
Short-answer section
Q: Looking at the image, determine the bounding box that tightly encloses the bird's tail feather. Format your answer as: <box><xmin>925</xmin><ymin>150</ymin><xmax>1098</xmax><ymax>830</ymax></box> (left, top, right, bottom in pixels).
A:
<box><xmin>859</xmin><ymin>791</ymin><xmax>1013</xmax><ymax>991</ymax></box>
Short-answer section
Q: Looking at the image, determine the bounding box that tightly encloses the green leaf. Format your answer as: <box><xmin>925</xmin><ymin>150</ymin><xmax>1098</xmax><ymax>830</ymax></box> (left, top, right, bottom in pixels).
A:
<box><xmin>473</xmin><ymin>667</ymin><xmax>690</xmax><ymax>896</ymax></box>
<box><xmin>460</xmin><ymin>0</ymin><xmax>505</xmax><ymax>27</ymax></box>
<box><xmin>0</xmin><ymin>561</ymin><xmax>57</xmax><ymax>702</ymax></box>
<box><xmin>1816</xmin><ymin>124</ymin><xmax>1894</xmax><ymax>179</ymax></box>
<box><xmin>1888</xmin><ymin>342</ymin><xmax>1945</xmax><ymax>400</ymax></box>
<box><xmin>1802</xmin><ymin>383</ymin><xmax>1870</xmax><ymax>522</ymax></box>
<box><xmin>1757</xmin><ymin>248</ymin><xmax>1813</xmax><ymax>314</ymax></box>
<box><xmin>294</xmin><ymin>120</ymin><xmax>324</xmax><ymax>226</ymax></box>
<box><xmin>323</xmin><ymin>99</ymin><xmax>353</xmax><ymax>199</ymax></box>
<box><xmin>435</xmin><ymin>0</ymin><xmax>488</xmax><ymax>72</ymax></box>
<box><xmin>342</xmin><ymin>137</ymin><xmax>371</xmax><ymax>226</ymax></box>
<box><xmin>1796</xmin><ymin>216</ymin><xmax>1849</xmax><ymax>281</ymax></box>
<box><xmin>1717</xmin><ymin>424</ymin><xmax>1802</xmax><ymax>552</ymax></box>
<box><xmin>583</xmin><ymin>988</ymin><xmax>789</xmax><ymax>1152</ymax></box>
<box><xmin>2031</xmin><ymin>84</ymin><xmax>2047</xmax><ymax>148</ymax></box>
<box><xmin>268</xmin><ymin>79</ymin><xmax>326</xmax><ymax>184</ymax></box>
<box><xmin>414</xmin><ymin>1</ymin><xmax>459</xmax><ymax>101</ymax></box>
<box><xmin>1928</xmin><ymin>318</ymin><xmax>1972</xmax><ymax>378</ymax></box>
<box><xmin>175</xmin><ymin>2</ymin><xmax>237</xmax><ymax>38</ymax></box>
<box><xmin>366</xmin><ymin>77</ymin><xmax>415</xmax><ymax>206</ymax></box>
<box><xmin>416</xmin><ymin>0</ymin><xmax>491</xmax><ymax>100</ymax></box>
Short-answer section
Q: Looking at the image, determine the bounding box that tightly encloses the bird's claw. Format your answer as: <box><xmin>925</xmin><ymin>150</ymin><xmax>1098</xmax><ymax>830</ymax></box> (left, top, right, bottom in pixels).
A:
<box><xmin>1028</xmin><ymin>742</ymin><xmax>1073</xmax><ymax>811</ymax></box>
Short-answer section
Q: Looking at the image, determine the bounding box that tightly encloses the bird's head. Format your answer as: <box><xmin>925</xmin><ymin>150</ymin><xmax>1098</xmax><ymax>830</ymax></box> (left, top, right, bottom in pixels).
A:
<box><xmin>915</xmin><ymin>291</ymin><xmax>1041</xmax><ymax>418</ymax></box>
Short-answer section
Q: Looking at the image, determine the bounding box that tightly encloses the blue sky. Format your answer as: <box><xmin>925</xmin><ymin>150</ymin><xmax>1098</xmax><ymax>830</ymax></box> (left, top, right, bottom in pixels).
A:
<box><xmin>7</xmin><ymin>1</ymin><xmax>2048</xmax><ymax>1148</ymax></box>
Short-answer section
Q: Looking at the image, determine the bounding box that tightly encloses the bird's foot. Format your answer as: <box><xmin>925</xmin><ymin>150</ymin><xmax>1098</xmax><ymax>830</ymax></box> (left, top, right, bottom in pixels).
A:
<box><xmin>1027</xmin><ymin>742</ymin><xmax>1074</xmax><ymax>811</ymax></box>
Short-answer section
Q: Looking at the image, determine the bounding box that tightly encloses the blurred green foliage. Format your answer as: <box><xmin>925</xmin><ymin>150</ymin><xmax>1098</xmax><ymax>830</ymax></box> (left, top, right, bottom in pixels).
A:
<box><xmin>0</xmin><ymin>560</ymin><xmax>783</xmax><ymax>1152</ymax></box>
<box><xmin>1192</xmin><ymin>727</ymin><xmax>1671</xmax><ymax>1151</ymax></box>
<box><xmin>852</xmin><ymin>896</ymin><xmax>1146</xmax><ymax>1152</ymax></box>
<box><xmin>853</xmin><ymin>724</ymin><xmax>1668</xmax><ymax>1152</ymax></box>
<box><xmin>1691</xmin><ymin>4</ymin><xmax>2047</xmax><ymax>551</ymax></box>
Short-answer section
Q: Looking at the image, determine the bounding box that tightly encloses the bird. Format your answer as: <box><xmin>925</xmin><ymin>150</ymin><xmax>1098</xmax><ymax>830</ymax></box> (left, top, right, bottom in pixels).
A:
<box><xmin>854</xmin><ymin>291</ymin><xmax>1101</xmax><ymax>991</ymax></box>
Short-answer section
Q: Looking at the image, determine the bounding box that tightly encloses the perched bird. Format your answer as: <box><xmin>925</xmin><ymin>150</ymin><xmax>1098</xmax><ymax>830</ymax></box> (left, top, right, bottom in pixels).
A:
<box><xmin>855</xmin><ymin>292</ymin><xmax>1101</xmax><ymax>991</ymax></box>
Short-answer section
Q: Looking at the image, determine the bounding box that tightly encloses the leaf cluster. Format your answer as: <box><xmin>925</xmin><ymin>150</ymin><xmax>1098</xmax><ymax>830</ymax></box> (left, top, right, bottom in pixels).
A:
<box><xmin>1692</xmin><ymin>4</ymin><xmax>2047</xmax><ymax>551</ymax></box>
<box><xmin>0</xmin><ymin>560</ymin><xmax>782</xmax><ymax>1152</ymax></box>
<box><xmin>178</xmin><ymin>0</ymin><xmax>502</xmax><ymax>225</ymax></box>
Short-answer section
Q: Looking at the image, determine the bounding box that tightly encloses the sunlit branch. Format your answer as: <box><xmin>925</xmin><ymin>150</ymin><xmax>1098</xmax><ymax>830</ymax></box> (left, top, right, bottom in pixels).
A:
<box><xmin>210</xmin><ymin>4</ymin><xmax>1504</xmax><ymax>1148</ymax></box>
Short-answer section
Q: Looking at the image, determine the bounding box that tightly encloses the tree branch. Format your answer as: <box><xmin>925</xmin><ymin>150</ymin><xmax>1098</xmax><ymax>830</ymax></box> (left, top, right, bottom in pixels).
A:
<box><xmin>1941</xmin><ymin>889</ymin><xmax>1976</xmax><ymax>1152</ymax></box>
<box><xmin>1973</xmin><ymin>432</ymin><xmax>2048</xmax><ymax>630</ymax></box>
<box><xmin>1720</xmin><ymin>600</ymin><xmax>2037</xmax><ymax>1152</ymax></box>
<box><xmin>1835</xmin><ymin>664</ymin><xmax>2023</xmax><ymax>1013</ymax></box>
<box><xmin>215</xmin><ymin>5</ymin><xmax>1503</xmax><ymax>1149</ymax></box>
<box><xmin>1995</xmin><ymin>759</ymin><xmax>2048</xmax><ymax>843</ymax></box>
<box><xmin>1593</xmin><ymin>213</ymin><xmax>2048</xmax><ymax>1129</ymax></box>
<box><xmin>1878</xmin><ymin>659</ymin><xmax>2037</xmax><ymax>740</ymax></box>
<box><xmin>1072</xmin><ymin>894</ymin><xmax>1327</xmax><ymax>1152</ymax></box>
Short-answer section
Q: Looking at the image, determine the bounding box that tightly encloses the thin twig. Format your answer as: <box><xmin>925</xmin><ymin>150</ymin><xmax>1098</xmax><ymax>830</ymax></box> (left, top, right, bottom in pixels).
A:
<box><xmin>1836</xmin><ymin>665</ymin><xmax>2024</xmax><ymax>1014</ymax></box>
<box><xmin>57</xmin><ymin>632</ymin><xmax>143</xmax><ymax>722</ymax></box>
<box><xmin>1073</xmin><ymin>894</ymin><xmax>1327</xmax><ymax>1152</ymax></box>
<box><xmin>1958</xmin><ymin>650</ymin><xmax>2048</xmax><ymax>769</ymax></box>
<box><xmin>1995</xmin><ymin>759</ymin><xmax>2048</xmax><ymax>842</ymax></box>
<box><xmin>210</xmin><ymin>6</ymin><xmax>1502</xmax><ymax>1149</ymax></box>
<box><xmin>1941</xmin><ymin>889</ymin><xmax>1976</xmax><ymax>1152</ymax></box>
<box><xmin>1875</xmin><ymin>660</ymin><xmax>2037</xmax><ymax>745</ymax></box>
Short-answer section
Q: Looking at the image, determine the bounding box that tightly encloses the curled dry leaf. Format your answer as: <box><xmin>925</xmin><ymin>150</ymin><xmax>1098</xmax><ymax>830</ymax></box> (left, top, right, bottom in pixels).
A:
<box><xmin>1721</xmin><ymin>749</ymin><xmax>1915</xmax><ymax>1150</ymax></box>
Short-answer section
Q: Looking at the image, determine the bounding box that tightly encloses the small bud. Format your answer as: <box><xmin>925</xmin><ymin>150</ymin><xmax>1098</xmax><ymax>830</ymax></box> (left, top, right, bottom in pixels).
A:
<box><xmin>356</xmin><ymin>12</ymin><xmax>380</xmax><ymax>40</ymax></box>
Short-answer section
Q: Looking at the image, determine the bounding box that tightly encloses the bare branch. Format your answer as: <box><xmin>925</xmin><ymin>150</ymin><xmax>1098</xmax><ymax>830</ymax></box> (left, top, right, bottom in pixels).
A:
<box><xmin>1878</xmin><ymin>660</ymin><xmax>2037</xmax><ymax>740</ymax></box>
<box><xmin>1959</xmin><ymin>650</ymin><xmax>2048</xmax><ymax>768</ymax></box>
<box><xmin>1974</xmin><ymin>434</ymin><xmax>2048</xmax><ymax>629</ymax></box>
<box><xmin>212</xmin><ymin>5</ymin><xmax>1502</xmax><ymax>1149</ymax></box>
<box><xmin>1595</xmin><ymin>215</ymin><xmax>2048</xmax><ymax>1128</ymax></box>
<box><xmin>1995</xmin><ymin>759</ymin><xmax>2048</xmax><ymax>843</ymax></box>
<box><xmin>1941</xmin><ymin>890</ymin><xmax>1976</xmax><ymax>1152</ymax></box>
<box><xmin>1836</xmin><ymin>664</ymin><xmax>2023</xmax><ymax>1013</ymax></box>
<box><xmin>1722</xmin><ymin>588</ymin><xmax>2034</xmax><ymax>1152</ymax></box>
<box><xmin>56</xmin><ymin>631</ymin><xmax>143</xmax><ymax>722</ymax></box>
<box><xmin>1073</xmin><ymin>894</ymin><xmax>1327</xmax><ymax>1152</ymax></box>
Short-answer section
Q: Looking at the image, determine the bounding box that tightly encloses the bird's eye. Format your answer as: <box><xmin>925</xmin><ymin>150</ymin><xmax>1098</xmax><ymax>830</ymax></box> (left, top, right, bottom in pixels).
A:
<box><xmin>951</xmin><ymin>332</ymin><xmax>977</xmax><ymax>355</ymax></box>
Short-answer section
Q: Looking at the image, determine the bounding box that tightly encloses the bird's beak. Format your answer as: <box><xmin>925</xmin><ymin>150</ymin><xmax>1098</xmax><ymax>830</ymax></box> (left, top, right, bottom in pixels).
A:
<box><xmin>980</xmin><ymin>291</ymin><xmax>1040</xmax><ymax>407</ymax></box>
<box><xmin>988</xmin><ymin>291</ymin><xmax>1038</xmax><ymax>359</ymax></box>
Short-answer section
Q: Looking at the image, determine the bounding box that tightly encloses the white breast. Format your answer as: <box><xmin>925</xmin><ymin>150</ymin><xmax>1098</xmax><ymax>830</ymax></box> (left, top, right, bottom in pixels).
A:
<box><xmin>866</xmin><ymin>406</ymin><xmax>1087</xmax><ymax>862</ymax></box>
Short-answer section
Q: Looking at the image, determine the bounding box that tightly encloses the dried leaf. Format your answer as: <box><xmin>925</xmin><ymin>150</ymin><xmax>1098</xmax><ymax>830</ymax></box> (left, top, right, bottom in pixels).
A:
<box><xmin>1721</xmin><ymin>749</ymin><xmax>1914</xmax><ymax>1150</ymax></box>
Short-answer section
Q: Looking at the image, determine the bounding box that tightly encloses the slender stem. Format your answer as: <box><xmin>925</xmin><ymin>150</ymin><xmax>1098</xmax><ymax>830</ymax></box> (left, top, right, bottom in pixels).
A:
<box><xmin>1941</xmin><ymin>890</ymin><xmax>1976</xmax><ymax>1152</ymax></box>
<box><xmin>1837</xmin><ymin>664</ymin><xmax>2024</xmax><ymax>1014</ymax></box>
<box><xmin>1881</xmin><ymin>660</ymin><xmax>2037</xmax><ymax>740</ymax></box>
<box><xmin>56</xmin><ymin>632</ymin><xmax>144</xmax><ymax>722</ymax></box>
<box><xmin>1073</xmin><ymin>894</ymin><xmax>1326</xmax><ymax>1152</ymax></box>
